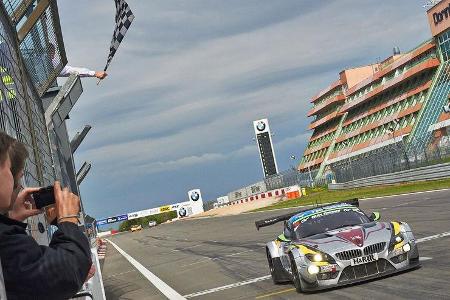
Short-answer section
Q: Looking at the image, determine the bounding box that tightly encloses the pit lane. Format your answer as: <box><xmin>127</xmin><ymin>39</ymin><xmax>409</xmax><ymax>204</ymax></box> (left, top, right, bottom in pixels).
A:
<box><xmin>102</xmin><ymin>189</ymin><xmax>450</xmax><ymax>299</ymax></box>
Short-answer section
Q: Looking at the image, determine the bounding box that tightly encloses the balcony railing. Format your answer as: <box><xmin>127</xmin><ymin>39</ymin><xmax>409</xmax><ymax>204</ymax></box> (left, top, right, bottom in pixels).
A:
<box><xmin>341</xmin><ymin>58</ymin><xmax>439</xmax><ymax>113</ymax></box>
<box><xmin>307</xmin><ymin>93</ymin><xmax>345</xmax><ymax>117</ymax></box>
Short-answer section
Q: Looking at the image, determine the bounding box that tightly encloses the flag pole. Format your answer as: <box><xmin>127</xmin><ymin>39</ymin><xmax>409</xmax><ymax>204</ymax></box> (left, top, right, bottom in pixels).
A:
<box><xmin>100</xmin><ymin>0</ymin><xmax>134</xmax><ymax>86</ymax></box>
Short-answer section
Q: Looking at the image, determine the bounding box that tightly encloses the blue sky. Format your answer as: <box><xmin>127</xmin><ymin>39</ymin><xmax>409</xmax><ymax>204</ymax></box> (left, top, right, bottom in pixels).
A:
<box><xmin>58</xmin><ymin>1</ymin><xmax>431</xmax><ymax>220</ymax></box>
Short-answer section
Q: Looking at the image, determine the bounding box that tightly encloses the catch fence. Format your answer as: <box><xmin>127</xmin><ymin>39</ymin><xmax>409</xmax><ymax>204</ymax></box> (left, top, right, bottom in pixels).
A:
<box><xmin>329</xmin><ymin>136</ymin><xmax>450</xmax><ymax>183</ymax></box>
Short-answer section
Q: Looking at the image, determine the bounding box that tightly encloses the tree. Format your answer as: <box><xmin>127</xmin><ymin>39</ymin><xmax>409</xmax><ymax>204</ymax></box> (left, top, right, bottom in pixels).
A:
<box><xmin>118</xmin><ymin>211</ymin><xmax>177</xmax><ymax>232</ymax></box>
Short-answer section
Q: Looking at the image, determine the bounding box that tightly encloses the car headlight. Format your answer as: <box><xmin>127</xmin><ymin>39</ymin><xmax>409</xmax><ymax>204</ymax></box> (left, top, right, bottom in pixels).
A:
<box><xmin>305</xmin><ymin>251</ymin><xmax>335</xmax><ymax>264</ymax></box>
<box><xmin>307</xmin><ymin>264</ymin><xmax>320</xmax><ymax>275</ymax></box>
<box><xmin>402</xmin><ymin>243</ymin><xmax>411</xmax><ymax>252</ymax></box>
<box><xmin>313</xmin><ymin>253</ymin><xmax>323</xmax><ymax>262</ymax></box>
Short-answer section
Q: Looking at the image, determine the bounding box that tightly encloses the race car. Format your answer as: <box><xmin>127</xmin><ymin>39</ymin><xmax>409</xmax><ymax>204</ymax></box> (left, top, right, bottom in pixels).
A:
<box><xmin>256</xmin><ymin>199</ymin><xmax>419</xmax><ymax>293</ymax></box>
<box><xmin>130</xmin><ymin>224</ymin><xmax>142</xmax><ymax>232</ymax></box>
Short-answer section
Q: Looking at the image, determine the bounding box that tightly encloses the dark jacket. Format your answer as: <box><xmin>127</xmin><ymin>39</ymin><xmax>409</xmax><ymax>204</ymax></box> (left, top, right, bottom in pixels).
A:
<box><xmin>0</xmin><ymin>214</ymin><xmax>91</xmax><ymax>300</ymax></box>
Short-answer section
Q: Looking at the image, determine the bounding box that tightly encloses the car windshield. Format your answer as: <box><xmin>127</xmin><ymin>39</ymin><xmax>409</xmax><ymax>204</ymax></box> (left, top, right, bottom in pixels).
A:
<box><xmin>293</xmin><ymin>208</ymin><xmax>370</xmax><ymax>239</ymax></box>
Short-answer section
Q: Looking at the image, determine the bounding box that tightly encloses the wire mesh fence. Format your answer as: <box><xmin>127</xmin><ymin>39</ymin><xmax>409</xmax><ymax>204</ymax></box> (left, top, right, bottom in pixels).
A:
<box><xmin>329</xmin><ymin>135</ymin><xmax>450</xmax><ymax>183</ymax></box>
<box><xmin>18</xmin><ymin>1</ymin><xmax>66</xmax><ymax>96</ymax></box>
<box><xmin>263</xmin><ymin>132</ymin><xmax>450</xmax><ymax>189</ymax></box>
<box><xmin>0</xmin><ymin>2</ymin><xmax>56</xmax><ymax>244</ymax></box>
<box><xmin>264</xmin><ymin>167</ymin><xmax>318</xmax><ymax>190</ymax></box>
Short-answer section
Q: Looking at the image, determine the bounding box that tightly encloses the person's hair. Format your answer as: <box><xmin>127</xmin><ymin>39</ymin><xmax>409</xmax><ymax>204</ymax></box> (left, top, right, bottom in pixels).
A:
<box><xmin>0</xmin><ymin>131</ymin><xmax>28</xmax><ymax>179</ymax></box>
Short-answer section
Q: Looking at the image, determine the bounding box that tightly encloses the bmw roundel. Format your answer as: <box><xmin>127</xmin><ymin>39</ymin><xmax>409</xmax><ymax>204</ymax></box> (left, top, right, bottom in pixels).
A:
<box><xmin>256</xmin><ymin>121</ymin><xmax>266</xmax><ymax>131</ymax></box>
<box><xmin>190</xmin><ymin>191</ymin><xmax>200</xmax><ymax>201</ymax></box>
<box><xmin>179</xmin><ymin>207</ymin><xmax>187</xmax><ymax>217</ymax></box>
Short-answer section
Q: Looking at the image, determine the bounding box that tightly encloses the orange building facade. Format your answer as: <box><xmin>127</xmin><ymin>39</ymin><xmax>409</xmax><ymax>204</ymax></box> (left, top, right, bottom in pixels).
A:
<box><xmin>299</xmin><ymin>0</ymin><xmax>450</xmax><ymax>180</ymax></box>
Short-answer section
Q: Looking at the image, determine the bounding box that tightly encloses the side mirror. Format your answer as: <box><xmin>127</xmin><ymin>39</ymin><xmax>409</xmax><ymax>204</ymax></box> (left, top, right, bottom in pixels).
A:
<box><xmin>369</xmin><ymin>212</ymin><xmax>381</xmax><ymax>221</ymax></box>
<box><xmin>283</xmin><ymin>221</ymin><xmax>292</xmax><ymax>240</ymax></box>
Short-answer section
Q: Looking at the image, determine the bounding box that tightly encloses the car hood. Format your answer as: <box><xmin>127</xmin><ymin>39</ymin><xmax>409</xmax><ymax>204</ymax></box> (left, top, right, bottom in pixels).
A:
<box><xmin>294</xmin><ymin>222</ymin><xmax>392</xmax><ymax>254</ymax></box>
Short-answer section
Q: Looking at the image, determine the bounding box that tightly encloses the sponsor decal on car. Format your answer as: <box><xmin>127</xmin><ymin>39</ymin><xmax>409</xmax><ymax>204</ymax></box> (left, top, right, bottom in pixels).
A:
<box><xmin>350</xmin><ymin>253</ymin><xmax>378</xmax><ymax>266</ymax></box>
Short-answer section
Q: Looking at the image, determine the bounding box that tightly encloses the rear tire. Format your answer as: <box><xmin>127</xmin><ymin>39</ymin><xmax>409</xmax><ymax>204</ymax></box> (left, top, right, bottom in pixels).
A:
<box><xmin>289</xmin><ymin>253</ymin><xmax>303</xmax><ymax>293</ymax></box>
<box><xmin>266</xmin><ymin>248</ymin><xmax>289</xmax><ymax>284</ymax></box>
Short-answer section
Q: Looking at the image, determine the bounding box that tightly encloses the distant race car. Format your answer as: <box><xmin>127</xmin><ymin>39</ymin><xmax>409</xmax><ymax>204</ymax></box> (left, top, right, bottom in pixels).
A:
<box><xmin>148</xmin><ymin>220</ymin><xmax>157</xmax><ymax>227</ymax></box>
<box><xmin>130</xmin><ymin>224</ymin><xmax>142</xmax><ymax>232</ymax></box>
<box><xmin>256</xmin><ymin>199</ymin><xmax>419</xmax><ymax>293</ymax></box>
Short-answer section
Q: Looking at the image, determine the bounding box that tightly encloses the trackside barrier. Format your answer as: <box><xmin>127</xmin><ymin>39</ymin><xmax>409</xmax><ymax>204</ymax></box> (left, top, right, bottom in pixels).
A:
<box><xmin>70</xmin><ymin>246</ymin><xmax>106</xmax><ymax>300</ymax></box>
<box><xmin>227</xmin><ymin>185</ymin><xmax>301</xmax><ymax>205</ymax></box>
<box><xmin>328</xmin><ymin>162</ymin><xmax>450</xmax><ymax>190</ymax></box>
<box><xmin>97</xmin><ymin>239</ymin><xmax>107</xmax><ymax>260</ymax></box>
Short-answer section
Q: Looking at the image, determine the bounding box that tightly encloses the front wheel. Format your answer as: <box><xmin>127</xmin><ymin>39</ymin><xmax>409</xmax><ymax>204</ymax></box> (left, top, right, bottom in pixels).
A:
<box><xmin>266</xmin><ymin>248</ymin><xmax>289</xmax><ymax>284</ymax></box>
<box><xmin>289</xmin><ymin>253</ymin><xmax>303</xmax><ymax>293</ymax></box>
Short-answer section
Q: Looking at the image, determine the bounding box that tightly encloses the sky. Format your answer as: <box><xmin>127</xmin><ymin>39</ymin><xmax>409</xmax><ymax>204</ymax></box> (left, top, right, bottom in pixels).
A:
<box><xmin>57</xmin><ymin>0</ymin><xmax>432</xmax><ymax>220</ymax></box>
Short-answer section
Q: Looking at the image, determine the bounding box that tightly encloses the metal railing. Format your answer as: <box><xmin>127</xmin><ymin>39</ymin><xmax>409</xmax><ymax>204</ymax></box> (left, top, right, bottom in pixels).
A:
<box><xmin>328</xmin><ymin>135</ymin><xmax>450</xmax><ymax>184</ymax></box>
<box><xmin>329</xmin><ymin>162</ymin><xmax>450</xmax><ymax>190</ymax></box>
<box><xmin>264</xmin><ymin>167</ymin><xmax>319</xmax><ymax>190</ymax></box>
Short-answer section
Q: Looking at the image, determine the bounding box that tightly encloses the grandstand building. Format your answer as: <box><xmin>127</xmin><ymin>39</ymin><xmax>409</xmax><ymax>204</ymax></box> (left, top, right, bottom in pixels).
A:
<box><xmin>299</xmin><ymin>0</ymin><xmax>450</xmax><ymax>180</ymax></box>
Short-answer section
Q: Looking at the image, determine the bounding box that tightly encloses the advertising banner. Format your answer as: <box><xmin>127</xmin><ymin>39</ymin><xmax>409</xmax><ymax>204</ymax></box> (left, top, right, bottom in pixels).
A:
<box><xmin>106</xmin><ymin>217</ymin><xmax>118</xmax><ymax>224</ymax></box>
<box><xmin>159</xmin><ymin>205</ymin><xmax>171</xmax><ymax>213</ymax></box>
<box><xmin>96</xmin><ymin>219</ymin><xmax>107</xmax><ymax>226</ymax></box>
<box><xmin>117</xmin><ymin>214</ymin><xmax>128</xmax><ymax>221</ymax></box>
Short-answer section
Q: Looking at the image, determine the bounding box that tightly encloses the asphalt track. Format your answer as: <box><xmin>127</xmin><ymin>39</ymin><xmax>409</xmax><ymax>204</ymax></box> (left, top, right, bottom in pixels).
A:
<box><xmin>102</xmin><ymin>189</ymin><xmax>450</xmax><ymax>300</ymax></box>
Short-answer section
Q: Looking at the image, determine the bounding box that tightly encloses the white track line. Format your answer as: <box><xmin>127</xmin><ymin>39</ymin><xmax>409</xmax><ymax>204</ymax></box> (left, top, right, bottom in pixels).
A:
<box><xmin>362</xmin><ymin>188</ymin><xmax>450</xmax><ymax>201</ymax></box>
<box><xmin>182</xmin><ymin>230</ymin><xmax>450</xmax><ymax>298</ymax></box>
<box><xmin>419</xmin><ymin>257</ymin><xmax>433</xmax><ymax>261</ymax></box>
<box><xmin>416</xmin><ymin>231</ymin><xmax>450</xmax><ymax>243</ymax></box>
<box><xmin>107</xmin><ymin>239</ymin><xmax>186</xmax><ymax>300</ymax></box>
<box><xmin>183</xmin><ymin>275</ymin><xmax>271</xmax><ymax>299</ymax></box>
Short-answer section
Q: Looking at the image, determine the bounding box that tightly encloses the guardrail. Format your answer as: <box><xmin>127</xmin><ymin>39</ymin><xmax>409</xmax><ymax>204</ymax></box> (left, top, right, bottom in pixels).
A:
<box><xmin>328</xmin><ymin>162</ymin><xmax>450</xmax><ymax>190</ymax></box>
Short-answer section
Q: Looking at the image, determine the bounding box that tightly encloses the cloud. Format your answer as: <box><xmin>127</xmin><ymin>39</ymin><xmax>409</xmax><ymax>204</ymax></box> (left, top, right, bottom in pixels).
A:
<box><xmin>59</xmin><ymin>0</ymin><xmax>432</xmax><ymax>218</ymax></box>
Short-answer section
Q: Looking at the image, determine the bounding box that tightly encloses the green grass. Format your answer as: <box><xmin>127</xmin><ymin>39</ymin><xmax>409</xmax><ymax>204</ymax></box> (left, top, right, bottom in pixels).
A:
<box><xmin>253</xmin><ymin>177</ymin><xmax>450</xmax><ymax>212</ymax></box>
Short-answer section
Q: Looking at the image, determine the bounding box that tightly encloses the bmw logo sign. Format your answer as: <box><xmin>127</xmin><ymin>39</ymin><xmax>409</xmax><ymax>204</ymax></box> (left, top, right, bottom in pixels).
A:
<box><xmin>256</xmin><ymin>121</ymin><xmax>266</xmax><ymax>131</ymax></box>
<box><xmin>179</xmin><ymin>207</ymin><xmax>187</xmax><ymax>217</ymax></box>
<box><xmin>190</xmin><ymin>191</ymin><xmax>200</xmax><ymax>201</ymax></box>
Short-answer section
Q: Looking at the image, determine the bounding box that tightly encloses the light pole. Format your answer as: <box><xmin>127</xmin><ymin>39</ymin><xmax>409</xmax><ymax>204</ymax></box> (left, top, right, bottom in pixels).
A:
<box><xmin>290</xmin><ymin>155</ymin><xmax>296</xmax><ymax>170</ymax></box>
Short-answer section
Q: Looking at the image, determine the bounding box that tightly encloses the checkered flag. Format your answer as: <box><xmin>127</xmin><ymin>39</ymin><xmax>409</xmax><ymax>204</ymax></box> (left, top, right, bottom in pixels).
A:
<box><xmin>103</xmin><ymin>0</ymin><xmax>135</xmax><ymax>72</ymax></box>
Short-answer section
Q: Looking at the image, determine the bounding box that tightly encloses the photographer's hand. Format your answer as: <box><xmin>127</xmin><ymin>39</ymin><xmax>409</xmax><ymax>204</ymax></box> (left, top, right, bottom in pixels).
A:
<box><xmin>54</xmin><ymin>181</ymin><xmax>80</xmax><ymax>224</ymax></box>
<box><xmin>9</xmin><ymin>187</ymin><xmax>42</xmax><ymax>222</ymax></box>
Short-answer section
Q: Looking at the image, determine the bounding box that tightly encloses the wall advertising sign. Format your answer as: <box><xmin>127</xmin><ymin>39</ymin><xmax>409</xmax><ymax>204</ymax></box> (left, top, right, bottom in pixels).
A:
<box><xmin>98</xmin><ymin>197</ymin><xmax>204</xmax><ymax>227</ymax></box>
<box><xmin>127</xmin><ymin>212</ymin><xmax>140</xmax><ymax>220</ymax></box>
<box><xmin>178</xmin><ymin>206</ymin><xmax>187</xmax><ymax>217</ymax></box>
<box><xmin>117</xmin><ymin>214</ymin><xmax>128</xmax><ymax>221</ymax></box>
<box><xmin>97</xmin><ymin>219</ymin><xmax>107</xmax><ymax>226</ymax></box>
<box><xmin>427</xmin><ymin>0</ymin><xmax>450</xmax><ymax>37</ymax></box>
<box><xmin>159</xmin><ymin>205</ymin><xmax>171</xmax><ymax>213</ymax></box>
<box><xmin>253</xmin><ymin>118</ymin><xmax>278</xmax><ymax>178</ymax></box>
<box><xmin>107</xmin><ymin>217</ymin><xmax>118</xmax><ymax>224</ymax></box>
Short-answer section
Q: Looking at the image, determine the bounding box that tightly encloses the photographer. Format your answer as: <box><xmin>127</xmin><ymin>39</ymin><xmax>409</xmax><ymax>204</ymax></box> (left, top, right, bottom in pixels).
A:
<box><xmin>0</xmin><ymin>132</ymin><xmax>92</xmax><ymax>299</ymax></box>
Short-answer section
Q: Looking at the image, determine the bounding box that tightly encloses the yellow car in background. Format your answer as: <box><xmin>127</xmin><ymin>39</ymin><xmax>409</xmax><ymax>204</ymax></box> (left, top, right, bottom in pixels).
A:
<box><xmin>130</xmin><ymin>224</ymin><xmax>142</xmax><ymax>232</ymax></box>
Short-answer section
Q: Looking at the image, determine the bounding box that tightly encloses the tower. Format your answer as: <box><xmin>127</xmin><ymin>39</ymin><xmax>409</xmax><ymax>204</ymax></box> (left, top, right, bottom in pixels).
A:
<box><xmin>253</xmin><ymin>118</ymin><xmax>278</xmax><ymax>178</ymax></box>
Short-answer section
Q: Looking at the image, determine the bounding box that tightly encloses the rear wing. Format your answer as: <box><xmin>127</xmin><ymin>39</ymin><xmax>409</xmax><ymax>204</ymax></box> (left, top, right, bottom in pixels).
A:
<box><xmin>255</xmin><ymin>198</ymin><xmax>359</xmax><ymax>230</ymax></box>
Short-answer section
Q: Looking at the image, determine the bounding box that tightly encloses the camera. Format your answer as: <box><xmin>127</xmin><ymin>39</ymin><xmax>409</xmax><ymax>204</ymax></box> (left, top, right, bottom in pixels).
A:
<box><xmin>32</xmin><ymin>186</ymin><xmax>55</xmax><ymax>209</ymax></box>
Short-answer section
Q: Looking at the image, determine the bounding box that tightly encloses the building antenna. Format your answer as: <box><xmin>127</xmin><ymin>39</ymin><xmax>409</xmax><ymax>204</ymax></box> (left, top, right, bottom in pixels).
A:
<box><xmin>423</xmin><ymin>0</ymin><xmax>441</xmax><ymax>9</ymax></box>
